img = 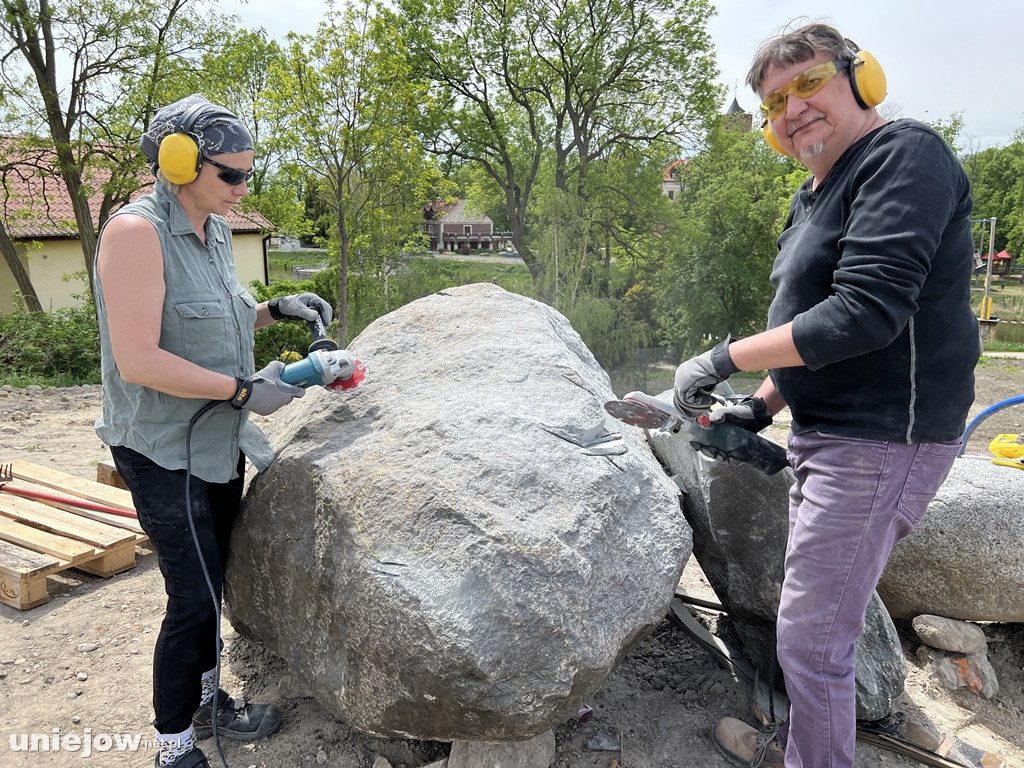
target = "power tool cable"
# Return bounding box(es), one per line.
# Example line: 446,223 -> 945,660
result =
185,398 -> 230,768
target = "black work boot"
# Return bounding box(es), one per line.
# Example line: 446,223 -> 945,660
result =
192,689 -> 283,742
155,746 -> 211,767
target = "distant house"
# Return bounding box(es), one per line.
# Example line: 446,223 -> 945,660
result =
662,98 -> 754,202
421,199 -> 513,254
662,159 -> 687,201
0,138 -> 274,314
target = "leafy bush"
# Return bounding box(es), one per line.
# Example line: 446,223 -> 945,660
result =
564,295 -> 654,370
0,279 -> 336,387
304,257 -> 533,342
0,294 -> 101,386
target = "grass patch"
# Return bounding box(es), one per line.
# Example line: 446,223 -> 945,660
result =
268,249 -> 328,284
983,339 -> 1024,353
0,373 -> 97,388
978,280 -> 1024,316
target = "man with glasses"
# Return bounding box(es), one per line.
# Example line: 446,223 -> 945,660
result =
671,23 -> 978,768
94,95 -> 332,768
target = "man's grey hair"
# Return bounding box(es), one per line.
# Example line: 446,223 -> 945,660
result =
746,23 -> 859,97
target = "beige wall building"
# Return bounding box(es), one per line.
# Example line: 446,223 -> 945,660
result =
0,139 -> 273,314
2,226 -> 271,315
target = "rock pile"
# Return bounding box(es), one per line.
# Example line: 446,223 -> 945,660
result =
913,614 -> 999,698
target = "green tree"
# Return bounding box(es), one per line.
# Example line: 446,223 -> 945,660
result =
0,139 -> 51,311
0,0 -> 229,302
399,0 -> 720,288
269,0 -> 441,345
965,129 -> 1024,258
658,119 -> 799,355
199,28 -> 319,237
200,28 -> 287,195
927,111 -> 965,155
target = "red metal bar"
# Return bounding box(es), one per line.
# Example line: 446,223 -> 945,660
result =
0,485 -> 137,519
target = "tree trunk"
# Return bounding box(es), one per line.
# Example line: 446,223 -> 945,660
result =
55,155 -> 99,297
504,185 -> 546,292
337,210 -> 350,348
0,225 -> 43,312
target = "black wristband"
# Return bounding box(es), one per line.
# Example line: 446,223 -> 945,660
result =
747,397 -> 774,431
710,335 -> 740,377
229,377 -> 253,409
267,297 -> 284,321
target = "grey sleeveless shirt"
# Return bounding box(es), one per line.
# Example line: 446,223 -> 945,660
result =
94,184 -> 273,482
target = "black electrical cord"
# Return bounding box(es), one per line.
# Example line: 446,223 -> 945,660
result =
185,399 -> 230,768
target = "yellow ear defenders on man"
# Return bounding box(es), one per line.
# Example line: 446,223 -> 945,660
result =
761,48 -> 887,156
845,48 -> 887,110
157,102 -> 212,185
761,118 -> 789,156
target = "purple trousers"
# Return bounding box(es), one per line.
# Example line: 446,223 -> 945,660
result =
777,431 -> 960,768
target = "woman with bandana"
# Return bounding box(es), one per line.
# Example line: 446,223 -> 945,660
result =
93,94 -> 331,768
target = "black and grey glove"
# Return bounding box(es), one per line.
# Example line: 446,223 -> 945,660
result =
672,336 -> 739,417
689,395 -> 773,464
696,397 -> 774,462
267,293 -> 333,325
229,361 -> 305,416
707,396 -> 773,433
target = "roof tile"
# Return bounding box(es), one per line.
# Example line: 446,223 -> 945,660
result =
0,136 -> 273,239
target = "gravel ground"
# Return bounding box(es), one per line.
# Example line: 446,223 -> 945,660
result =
0,357 -> 1022,767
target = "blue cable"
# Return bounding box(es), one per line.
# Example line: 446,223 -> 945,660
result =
958,394 -> 1024,456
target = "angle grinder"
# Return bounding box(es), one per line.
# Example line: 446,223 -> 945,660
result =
279,316 -> 366,391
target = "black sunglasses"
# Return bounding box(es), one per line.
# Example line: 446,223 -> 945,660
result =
202,156 -> 255,186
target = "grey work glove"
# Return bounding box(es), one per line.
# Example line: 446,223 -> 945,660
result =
229,360 -> 305,416
672,336 -> 739,417
689,396 -> 773,463
268,293 -> 333,325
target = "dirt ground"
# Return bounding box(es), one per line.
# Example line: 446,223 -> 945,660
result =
1,357 -> 1022,768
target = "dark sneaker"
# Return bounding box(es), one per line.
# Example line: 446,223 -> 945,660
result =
712,717 -> 785,767
858,711 -> 944,752
192,689 -> 282,742
155,747 -> 211,768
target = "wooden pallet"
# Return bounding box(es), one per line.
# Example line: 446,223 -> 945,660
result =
0,460 -> 147,610
96,459 -> 129,490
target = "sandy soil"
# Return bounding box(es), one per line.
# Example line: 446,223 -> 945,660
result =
1,358 -> 1022,768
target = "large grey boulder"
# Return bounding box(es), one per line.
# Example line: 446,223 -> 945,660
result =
225,283 -> 689,741
878,458 -> 1024,622
648,419 -> 905,720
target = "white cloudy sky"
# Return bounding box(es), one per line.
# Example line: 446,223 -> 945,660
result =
223,0 -> 1022,149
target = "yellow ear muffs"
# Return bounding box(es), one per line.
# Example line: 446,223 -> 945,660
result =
157,133 -> 201,184
849,50 -> 887,109
156,102 -> 209,185
762,119 -> 789,156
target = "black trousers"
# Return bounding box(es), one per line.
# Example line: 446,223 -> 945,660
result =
110,445 -> 244,734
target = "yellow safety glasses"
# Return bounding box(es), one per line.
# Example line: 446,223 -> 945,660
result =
760,60 -> 851,120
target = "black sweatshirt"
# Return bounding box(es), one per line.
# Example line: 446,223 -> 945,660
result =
768,119 -> 978,443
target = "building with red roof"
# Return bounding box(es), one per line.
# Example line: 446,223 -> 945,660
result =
0,137 -> 274,314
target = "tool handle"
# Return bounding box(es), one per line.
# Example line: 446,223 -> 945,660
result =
692,417 -> 789,475
0,485 -> 138,518
306,317 -> 339,353
280,354 -> 324,388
